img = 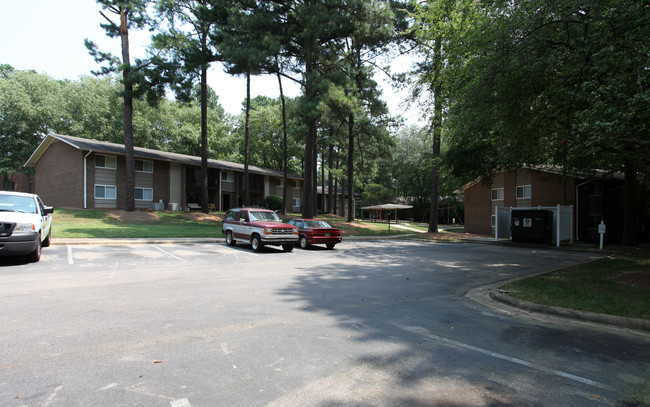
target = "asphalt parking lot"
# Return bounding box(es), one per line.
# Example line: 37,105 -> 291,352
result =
1,240 -> 648,406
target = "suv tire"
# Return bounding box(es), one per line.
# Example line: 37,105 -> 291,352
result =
226,231 -> 236,246
251,235 -> 263,252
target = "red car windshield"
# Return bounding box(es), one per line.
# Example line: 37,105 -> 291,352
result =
305,220 -> 331,228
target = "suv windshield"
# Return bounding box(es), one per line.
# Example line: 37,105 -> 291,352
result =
249,211 -> 281,222
0,194 -> 37,214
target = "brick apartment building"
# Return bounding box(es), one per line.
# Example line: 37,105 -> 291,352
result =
25,133 -> 303,213
462,166 -> 630,243
1,172 -> 32,193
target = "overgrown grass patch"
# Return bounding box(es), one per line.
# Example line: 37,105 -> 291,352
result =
53,208 -> 222,238
502,253 -> 650,320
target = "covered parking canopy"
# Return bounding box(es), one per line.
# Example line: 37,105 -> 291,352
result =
360,204 -> 413,223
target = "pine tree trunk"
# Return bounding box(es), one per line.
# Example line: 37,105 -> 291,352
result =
312,132 -> 318,216
243,71 -> 251,207
327,143 -> 334,214
120,6 -> 135,212
303,45 -> 317,218
428,36 -> 442,233
321,153 -> 325,214
334,157 -> 339,215
277,67 -> 289,215
347,113 -> 354,222
200,61 -> 209,213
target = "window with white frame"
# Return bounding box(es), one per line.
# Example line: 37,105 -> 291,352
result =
292,198 -> 300,208
516,185 -> 532,199
491,215 -> 496,228
135,188 -> 153,201
221,171 -> 234,182
277,178 -> 284,187
135,159 -> 153,173
95,185 -> 117,199
95,154 -> 117,169
491,188 -> 504,201
293,180 -> 300,189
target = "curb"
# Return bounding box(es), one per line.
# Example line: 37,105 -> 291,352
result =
51,234 -> 417,246
52,238 -> 220,246
489,288 -> 650,334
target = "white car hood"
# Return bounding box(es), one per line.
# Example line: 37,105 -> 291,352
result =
0,212 -> 42,224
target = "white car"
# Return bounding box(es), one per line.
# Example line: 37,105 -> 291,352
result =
0,191 -> 54,262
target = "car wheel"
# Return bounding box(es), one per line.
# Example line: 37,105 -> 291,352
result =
299,236 -> 309,249
282,244 -> 294,252
251,235 -> 263,252
226,231 -> 236,246
42,231 -> 51,248
28,236 -> 41,263
326,243 -> 336,250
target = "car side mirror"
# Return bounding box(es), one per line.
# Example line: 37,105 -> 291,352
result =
44,206 -> 54,215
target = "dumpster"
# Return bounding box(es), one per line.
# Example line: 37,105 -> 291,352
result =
511,209 -> 553,244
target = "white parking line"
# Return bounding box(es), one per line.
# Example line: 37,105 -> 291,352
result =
151,244 -> 183,260
400,325 -> 614,391
67,245 -> 74,265
170,398 -> 192,407
43,385 -> 64,406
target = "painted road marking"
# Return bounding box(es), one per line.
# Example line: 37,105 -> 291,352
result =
151,244 -> 183,260
401,325 -> 614,391
170,398 -> 192,407
67,245 -> 74,264
42,385 -> 63,407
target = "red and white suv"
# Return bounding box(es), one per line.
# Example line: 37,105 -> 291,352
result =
222,208 -> 298,252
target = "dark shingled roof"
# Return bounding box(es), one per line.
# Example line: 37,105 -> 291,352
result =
26,133 -> 302,180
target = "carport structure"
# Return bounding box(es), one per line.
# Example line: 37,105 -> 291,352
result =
360,203 -> 413,223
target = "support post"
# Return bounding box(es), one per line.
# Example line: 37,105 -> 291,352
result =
556,204 -> 561,247
494,206 -> 499,242
569,205 -> 574,244
598,221 -> 606,250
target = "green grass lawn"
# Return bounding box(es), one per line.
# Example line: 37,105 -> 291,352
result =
52,209 -> 221,238
502,252 -> 650,320
51,209 -> 415,239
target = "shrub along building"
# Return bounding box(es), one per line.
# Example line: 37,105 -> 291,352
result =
461,166 -> 649,244
25,134 -> 303,213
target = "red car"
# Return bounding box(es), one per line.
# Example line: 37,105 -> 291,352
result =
288,219 -> 342,249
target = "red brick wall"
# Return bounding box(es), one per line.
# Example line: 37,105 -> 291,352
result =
464,181 -> 492,235
464,169 -> 578,236
115,156 -> 126,209
4,173 -> 32,193
530,171 -> 576,206
34,141 -> 85,208
152,161 -> 170,205
503,172 -> 517,207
